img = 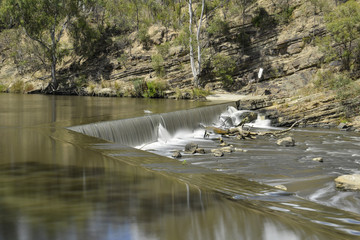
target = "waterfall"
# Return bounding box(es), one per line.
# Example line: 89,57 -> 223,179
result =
68,103 -> 233,147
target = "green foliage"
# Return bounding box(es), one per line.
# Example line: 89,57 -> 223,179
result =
212,54 -> 236,87
319,0 -> 360,71
174,30 -> 190,50
207,17 -> 230,37
138,27 -> 151,50
251,8 -> 276,30
132,78 -> 146,97
74,75 -> 87,89
117,53 -> 128,69
314,70 -> 360,100
70,16 -> 109,59
156,42 -> 171,58
144,80 -> 167,98
192,87 -> 211,98
0,84 -> 6,93
151,54 -> 165,77
275,5 -> 295,25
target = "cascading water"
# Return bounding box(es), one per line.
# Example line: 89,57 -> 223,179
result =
68,103 -> 235,147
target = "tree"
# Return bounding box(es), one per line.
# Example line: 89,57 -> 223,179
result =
188,0 -> 205,87
320,0 -> 360,71
2,0 -> 89,92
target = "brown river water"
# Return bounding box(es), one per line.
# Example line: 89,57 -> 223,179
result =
1,94 -> 360,240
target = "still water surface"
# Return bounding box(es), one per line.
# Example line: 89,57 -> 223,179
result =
1,94 -> 360,239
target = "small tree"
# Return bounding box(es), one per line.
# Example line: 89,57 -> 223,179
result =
2,0 -> 91,92
319,0 -> 360,71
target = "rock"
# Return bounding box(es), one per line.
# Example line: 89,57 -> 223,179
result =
335,174 -> 360,191
312,157 -> 323,162
235,148 -> 247,153
239,112 -> 258,125
220,146 -> 234,153
337,123 -> 348,130
213,150 -> 224,157
274,185 -> 287,191
220,142 -> 228,147
277,137 -> 295,147
172,151 -> 182,158
195,148 -> 206,154
184,143 -> 198,154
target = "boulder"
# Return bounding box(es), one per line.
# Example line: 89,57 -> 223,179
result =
312,157 -> 323,162
184,143 -> 198,154
335,174 -> 360,191
337,123 -> 348,130
277,137 -> 295,147
172,150 -> 182,158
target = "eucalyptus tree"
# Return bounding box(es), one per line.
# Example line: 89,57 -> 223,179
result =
321,0 -> 360,71
188,0 -> 205,87
1,0 -> 95,92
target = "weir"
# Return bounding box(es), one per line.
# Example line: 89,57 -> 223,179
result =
68,103 -> 234,147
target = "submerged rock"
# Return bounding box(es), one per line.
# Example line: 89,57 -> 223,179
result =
274,185 -> 287,191
172,150 -> 182,158
220,146 -> 234,153
195,148 -> 206,154
184,143 -> 198,154
213,150 -> 224,157
277,137 -> 295,147
335,174 -> 360,191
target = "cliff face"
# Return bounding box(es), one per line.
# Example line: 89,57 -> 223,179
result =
99,0 -> 326,97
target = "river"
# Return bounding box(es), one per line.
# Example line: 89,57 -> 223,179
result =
0,94 -> 359,239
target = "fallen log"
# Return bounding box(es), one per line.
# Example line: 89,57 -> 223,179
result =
203,119 -> 304,139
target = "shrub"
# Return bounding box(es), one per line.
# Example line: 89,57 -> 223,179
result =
252,8 -> 276,30
207,17 -> 230,37
132,78 -> 146,97
192,88 -> 211,99
275,5 -> 295,25
151,54 -> 165,77
314,70 -> 359,100
156,42 -> 170,58
138,27 -> 151,50
0,84 -> 6,93
212,54 -> 236,87
144,80 -> 167,98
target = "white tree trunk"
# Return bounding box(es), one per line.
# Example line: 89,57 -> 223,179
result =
188,0 -> 205,87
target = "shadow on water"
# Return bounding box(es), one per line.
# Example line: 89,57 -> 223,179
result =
1,94 -> 360,239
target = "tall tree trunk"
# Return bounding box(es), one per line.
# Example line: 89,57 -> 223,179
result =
188,0 -> 205,87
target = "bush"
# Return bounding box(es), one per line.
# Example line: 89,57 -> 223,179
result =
275,5 -> 295,25
212,54 -> 236,87
192,88 -> 211,99
314,70 -> 359,100
144,80 -> 167,98
138,27 -> 151,50
151,54 -> 165,77
252,8 -> 276,30
207,17 -> 230,37
0,84 -> 6,93
132,78 -> 146,97
156,42 -> 170,58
